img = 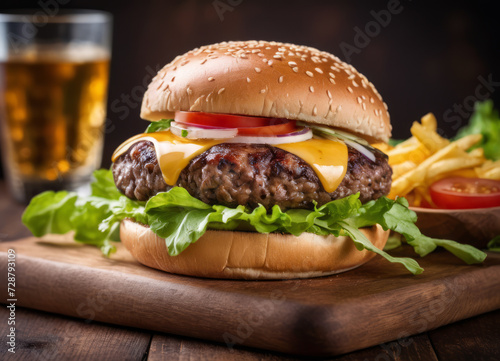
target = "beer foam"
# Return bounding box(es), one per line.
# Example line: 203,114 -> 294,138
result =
4,43 -> 110,63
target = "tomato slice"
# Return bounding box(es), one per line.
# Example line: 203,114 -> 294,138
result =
174,111 -> 296,136
429,177 -> 500,209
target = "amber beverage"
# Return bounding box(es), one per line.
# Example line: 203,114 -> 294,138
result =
0,11 -> 112,202
0,55 -> 109,191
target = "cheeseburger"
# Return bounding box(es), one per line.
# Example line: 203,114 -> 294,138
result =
26,41 -> 484,279
111,40 -> 393,279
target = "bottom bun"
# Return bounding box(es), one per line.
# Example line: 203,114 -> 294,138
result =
120,219 -> 389,280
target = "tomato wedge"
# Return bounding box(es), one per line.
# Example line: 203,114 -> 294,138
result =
174,111 -> 297,136
429,177 -> 500,209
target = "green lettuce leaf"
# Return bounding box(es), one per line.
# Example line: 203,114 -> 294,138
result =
21,191 -> 78,236
145,118 -> 174,133
22,169 -> 487,274
455,100 -> 500,160
22,170 -> 145,256
487,235 -> 500,253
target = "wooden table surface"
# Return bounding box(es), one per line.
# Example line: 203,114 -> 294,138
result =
0,182 -> 499,361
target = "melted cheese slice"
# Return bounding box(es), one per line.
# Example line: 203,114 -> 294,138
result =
276,139 -> 347,193
112,131 -> 347,193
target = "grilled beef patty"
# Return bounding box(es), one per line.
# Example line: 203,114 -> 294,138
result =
112,141 -> 392,209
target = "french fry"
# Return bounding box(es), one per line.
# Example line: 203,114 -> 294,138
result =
477,159 -> 500,172
372,142 -> 393,153
387,142 -> 430,165
482,168 -> 500,180
452,133 -> 482,151
414,186 -> 435,208
393,136 -> 418,148
468,147 -> 485,158
389,142 -> 462,198
388,112 -> 498,206
420,113 -> 438,131
410,121 -> 449,153
426,157 -> 484,181
392,161 -> 416,179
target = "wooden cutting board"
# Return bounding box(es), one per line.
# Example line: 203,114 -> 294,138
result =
1,236 -> 499,357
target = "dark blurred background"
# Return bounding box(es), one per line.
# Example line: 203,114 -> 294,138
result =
1,0 -> 499,174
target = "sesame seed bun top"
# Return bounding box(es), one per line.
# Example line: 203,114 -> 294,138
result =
141,40 -> 392,143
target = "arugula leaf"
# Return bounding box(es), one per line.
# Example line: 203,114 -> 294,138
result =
145,119 -> 174,133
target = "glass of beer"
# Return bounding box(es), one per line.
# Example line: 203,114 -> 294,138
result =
0,10 -> 112,202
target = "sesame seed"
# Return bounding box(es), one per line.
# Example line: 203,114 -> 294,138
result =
252,49 -> 261,53
268,60 -> 273,66
262,58 -> 268,63
292,67 -> 299,73
258,53 -> 265,57
187,87 -> 193,95
315,67 -> 323,74
309,86 -> 315,93
156,80 -> 164,90
328,72 -> 335,78
347,86 -> 353,93
200,59 -> 207,65
301,57 -> 307,61
288,52 -> 295,56
208,77 -> 215,82
181,60 -> 189,66
260,89 -> 266,94
218,88 -> 225,95
329,78 -> 336,84
383,102 -> 388,110
370,97 -> 374,103
352,80 -> 359,87
361,95 -> 366,100
306,71 -> 314,77
361,79 -> 368,88
362,103 -> 367,111
239,54 -> 247,59
279,76 -> 284,83
273,54 -> 282,59
313,106 -> 318,116
327,90 -> 332,99
288,61 -> 297,67
255,67 -> 261,73
357,96 -> 362,104
171,76 -> 175,82
247,77 -> 251,83
348,74 -> 355,79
